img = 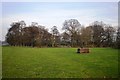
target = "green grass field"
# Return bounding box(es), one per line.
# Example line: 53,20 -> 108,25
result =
2,46 -> 119,78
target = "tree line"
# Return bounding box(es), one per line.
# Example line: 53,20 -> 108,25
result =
6,19 -> 120,48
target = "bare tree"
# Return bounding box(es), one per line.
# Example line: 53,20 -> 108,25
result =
61,32 -> 70,46
103,25 -> 115,47
80,26 -> 92,47
6,21 -> 21,46
116,27 -> 120,48
6,21 -> 51,47
62,19 -> 81,47
90,21 -> 105,47
51,26 -> 60,47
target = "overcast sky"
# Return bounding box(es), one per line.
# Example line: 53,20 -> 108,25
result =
1,2 -> 118,41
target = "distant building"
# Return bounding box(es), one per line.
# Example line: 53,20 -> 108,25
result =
2,41 -> 9,46
0,41 -> 1,46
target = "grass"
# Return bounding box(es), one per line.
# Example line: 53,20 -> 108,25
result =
2,46 -> 119,78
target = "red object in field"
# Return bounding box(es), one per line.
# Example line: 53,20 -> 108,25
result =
80,48 -> 89,53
